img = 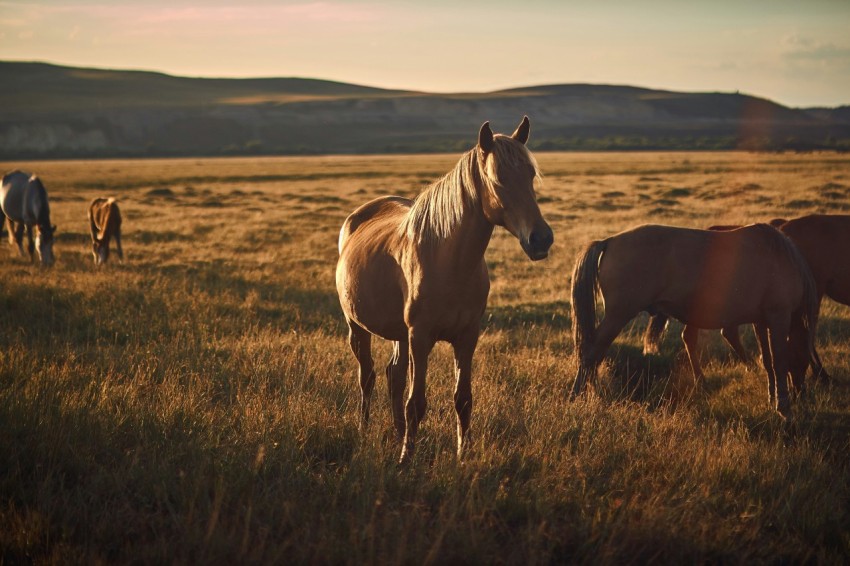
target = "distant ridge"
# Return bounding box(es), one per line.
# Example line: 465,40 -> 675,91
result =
1,61 -> 848,158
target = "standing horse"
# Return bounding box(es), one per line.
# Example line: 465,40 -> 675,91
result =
643,215 -> 845,386
89,197 -> 124,265
0,170 -> 56,267
571,223 -> 819,421
336,117 -> 553,464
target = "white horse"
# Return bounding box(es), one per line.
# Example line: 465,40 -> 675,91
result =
1,170 -> 56,267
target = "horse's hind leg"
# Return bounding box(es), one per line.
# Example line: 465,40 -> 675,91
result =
115,230 -> 124,262
4,217 -> 14,247
8,219 -> 25,256
572,312 -> 631,398
682,324 -> 704,382
721,325 -> 751,364
385,340 -> 408,439
451,327 -> 479,460
347,321 -> 376,430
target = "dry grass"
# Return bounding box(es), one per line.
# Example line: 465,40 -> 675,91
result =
1,151 -> 849,563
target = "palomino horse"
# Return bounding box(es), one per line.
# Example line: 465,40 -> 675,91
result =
0,170 -> 56,267
336,117 -> 553,464
643,215 -> 845,387
89,197 -> 124,265
571,223 -> 819,421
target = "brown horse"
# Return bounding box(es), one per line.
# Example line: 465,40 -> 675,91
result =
571,223 -> 819,421
644,215 -> 845,386
88,197 -> 124,265
336,117 -> 553,464
641,220 -> 788,364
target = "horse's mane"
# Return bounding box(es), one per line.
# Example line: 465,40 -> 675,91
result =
402,135 -> 540,243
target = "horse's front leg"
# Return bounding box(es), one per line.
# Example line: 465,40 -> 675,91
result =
766,319 -> 793,423
25,225 -> 34,261
385,340 -> 408,440
754,323 -> 776,405
399,329 -> 433,465
452,326 -> 479,460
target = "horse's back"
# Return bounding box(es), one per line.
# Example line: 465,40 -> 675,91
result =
338,195 -> 411,254
1,170 -> 33,219
89,197 -> 122,233
601,223 -> 804,327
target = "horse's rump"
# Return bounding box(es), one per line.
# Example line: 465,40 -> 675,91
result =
1,171 -> 50,226
89,197 -> 122,241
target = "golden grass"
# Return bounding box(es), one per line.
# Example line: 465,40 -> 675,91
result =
1,151 -> 849,563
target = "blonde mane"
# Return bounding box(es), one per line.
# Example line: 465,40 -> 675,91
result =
402,134 -> 540,243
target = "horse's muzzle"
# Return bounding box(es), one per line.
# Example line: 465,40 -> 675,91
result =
523,225 -> 554,261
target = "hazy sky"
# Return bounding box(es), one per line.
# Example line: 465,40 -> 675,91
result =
1,0 -> 849,107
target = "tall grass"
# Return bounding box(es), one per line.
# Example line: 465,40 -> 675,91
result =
1,152 -> 849,563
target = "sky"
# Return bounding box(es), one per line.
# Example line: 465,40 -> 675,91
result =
1,0 -> 849,107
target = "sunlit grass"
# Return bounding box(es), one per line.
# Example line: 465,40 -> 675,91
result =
1,152 -> 849,562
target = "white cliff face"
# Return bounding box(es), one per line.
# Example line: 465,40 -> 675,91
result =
0,124 -> 108,153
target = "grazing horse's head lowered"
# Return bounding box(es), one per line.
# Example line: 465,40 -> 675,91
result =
34,221 -> 56,267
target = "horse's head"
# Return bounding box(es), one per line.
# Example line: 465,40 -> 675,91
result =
35,224 -> 56,267
477,116 -> 553,260
92,238 -> 109,265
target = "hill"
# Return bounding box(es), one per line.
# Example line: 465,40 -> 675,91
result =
1,61 -> 848,157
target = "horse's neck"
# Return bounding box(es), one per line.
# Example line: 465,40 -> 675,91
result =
442,198 -> 494,268
28,185 -> 49,227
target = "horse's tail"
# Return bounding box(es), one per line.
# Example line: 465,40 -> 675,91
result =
571,239 -> 608,361
338,218 -> 353,255
642,313 -> 669,355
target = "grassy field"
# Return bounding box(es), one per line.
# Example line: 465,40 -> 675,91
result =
1,151 -> 849,563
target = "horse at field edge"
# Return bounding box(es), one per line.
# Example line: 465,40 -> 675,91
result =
0,170 -> 56,267
336,117 -> 553,465
89,197 -> 124,265
571,223 -> 819,422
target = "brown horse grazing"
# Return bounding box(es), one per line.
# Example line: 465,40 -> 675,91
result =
88,197 -> 124,265
643,215 -> 843,387
571,223 -> 819,421
336,117 -> 553,464
0,170 -> 56,267
642,219 -> 788,363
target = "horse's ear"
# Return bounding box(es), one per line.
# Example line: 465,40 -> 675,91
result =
478,121 -> 495,153
511,116 -> 530,144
